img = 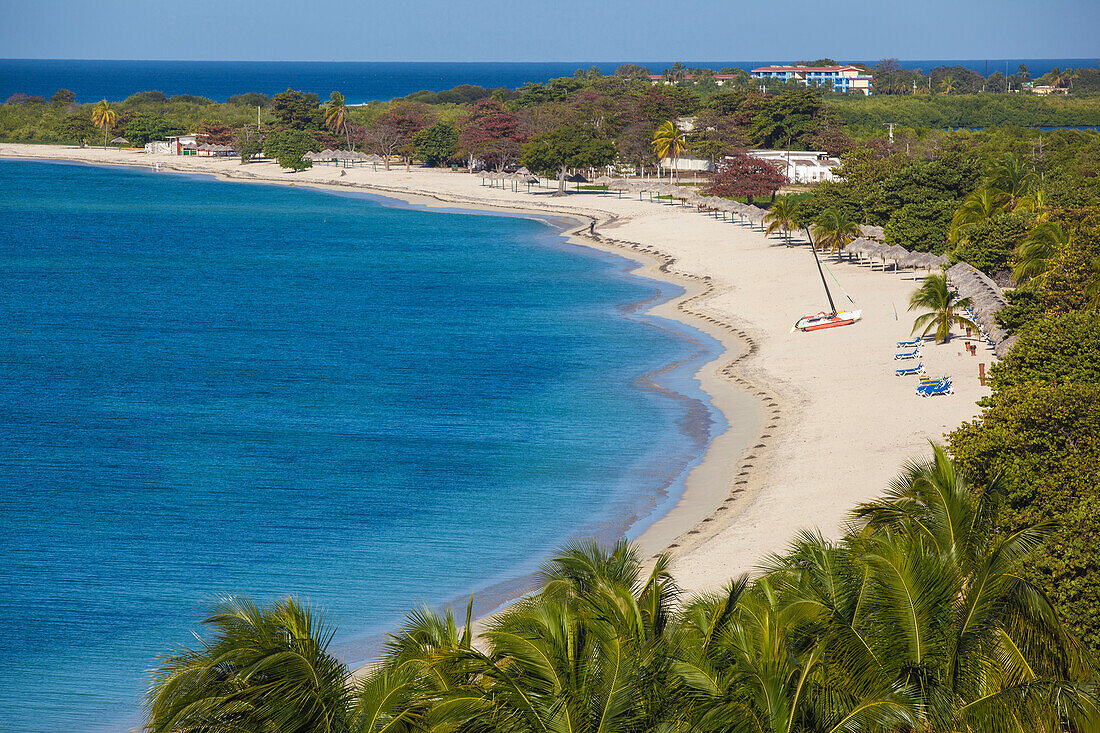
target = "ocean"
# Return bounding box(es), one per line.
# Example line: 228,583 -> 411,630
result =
0,159 -> 725,732
0,59 -> 1096,104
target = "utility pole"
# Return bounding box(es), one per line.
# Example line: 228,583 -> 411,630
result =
884,122 -> 895,144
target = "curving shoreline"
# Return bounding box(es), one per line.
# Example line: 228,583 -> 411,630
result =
0,142 -> 992,602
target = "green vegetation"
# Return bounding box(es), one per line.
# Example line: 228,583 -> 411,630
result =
262,128 -> 314,171
5,62 -> 1100,696
907,273 -> 978,343
520,125 -> 616,193
830,93 -> 1100,129
145,452 -> 1100,731
948,206 -> 1100,657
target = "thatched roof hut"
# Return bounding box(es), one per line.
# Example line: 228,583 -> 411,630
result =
947,262 -> 1010,345
859,225 -> 886,241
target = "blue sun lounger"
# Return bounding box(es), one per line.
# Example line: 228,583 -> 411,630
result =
918,381 -> 953,397
896,338 -> 922,348
894,347 -> 921,360
917,377 -> 952,397
895,362 -> 926,376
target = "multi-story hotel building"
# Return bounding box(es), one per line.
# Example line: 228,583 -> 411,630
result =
750,64 -> 874,95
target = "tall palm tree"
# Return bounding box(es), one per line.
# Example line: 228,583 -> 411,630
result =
1014,220 -> 1069,283
652,120 -> 689,183
145,596 -> 351,733
670,574 -> 916,733
91,99 -> 117,150
324,91 -> 353,151
764,198 -> 800,245
811,208 -> 860,255
907,273 -> 979,343
987,152 -> 1038,204
850,446 -> 1099,732
949,187 -> 1009,245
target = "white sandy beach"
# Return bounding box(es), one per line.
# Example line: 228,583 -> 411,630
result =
0,143 -> 992,598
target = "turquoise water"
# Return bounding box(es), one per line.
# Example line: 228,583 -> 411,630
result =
0,160 -> 725,732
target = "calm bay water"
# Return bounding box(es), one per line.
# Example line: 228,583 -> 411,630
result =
0,160 -> 724,732
1,59 -> 1095,103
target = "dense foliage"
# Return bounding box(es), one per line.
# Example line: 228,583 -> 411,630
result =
949,211 -> 1100,657
146,453 -> 1100,731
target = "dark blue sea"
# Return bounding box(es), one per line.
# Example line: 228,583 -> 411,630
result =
0,59 -> 1095,103
0,159 -> 725,732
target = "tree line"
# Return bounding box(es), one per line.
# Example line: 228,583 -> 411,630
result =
145,451 -> 1099,732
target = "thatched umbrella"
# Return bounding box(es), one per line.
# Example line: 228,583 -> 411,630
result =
111,136 -> 129,149
859,224 -> 886,241
881,244 -> 907,271
593,174 -> 613,193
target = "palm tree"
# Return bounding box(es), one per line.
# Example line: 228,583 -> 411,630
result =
1014,186 -> 1049,220
1014,220 -> 1069,283
764,198 -> 800,245
811,208 -> 860,255
908,273 -> 979,343
652,120 -> 689,183
145,596 -> 351,733
670,574 -> 917,733
987,152 -> 1038,204
850,446 -> 1099,732
1087,256 -> 1100,310
91,99 -> 117,150
324,91 -> 353,151
949,187 -> 1009,245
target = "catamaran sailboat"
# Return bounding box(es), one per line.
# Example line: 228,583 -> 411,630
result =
794,230 -> 862,332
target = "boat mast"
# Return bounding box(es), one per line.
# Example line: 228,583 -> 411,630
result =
805,229 -> 838,314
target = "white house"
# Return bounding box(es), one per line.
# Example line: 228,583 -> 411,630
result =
746,150 -> 841,184
659,154 -> 713,172
144,134 -> 202,155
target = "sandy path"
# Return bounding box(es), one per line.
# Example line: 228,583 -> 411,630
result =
0,144 -> 992,597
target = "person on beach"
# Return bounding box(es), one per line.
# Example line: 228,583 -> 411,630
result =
589,221 -> 595,235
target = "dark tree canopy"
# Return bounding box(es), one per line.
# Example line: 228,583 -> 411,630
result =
50,88 -> 76,106
271,89 -> 322,130
262,128 -> 315,171
123,113 -> 174,146
413,122 -> 459,167
520,125 -> 616,192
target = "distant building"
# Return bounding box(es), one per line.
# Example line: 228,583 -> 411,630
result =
746,150 -> 841,184
1030,85 -> 1069,96
750,64 -> 873,95
658,154 -> 713,172
647,74 -> 743,86
144,134 -> 202,155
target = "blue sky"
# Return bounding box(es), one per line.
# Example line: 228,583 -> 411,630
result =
3,0 -> 1098,62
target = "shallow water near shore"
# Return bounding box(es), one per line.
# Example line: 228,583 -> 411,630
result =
0,159 -> 725,732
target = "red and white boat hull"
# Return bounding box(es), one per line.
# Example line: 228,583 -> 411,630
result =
795,310 -> 862,332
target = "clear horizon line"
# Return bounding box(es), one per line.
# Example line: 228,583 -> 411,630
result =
3,56 -> 1098,64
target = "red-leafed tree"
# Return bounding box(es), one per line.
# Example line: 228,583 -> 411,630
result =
377,101 -> 432,170
196,123 -> 236,147
704,152 -> 787,205
458,98 -> 525,171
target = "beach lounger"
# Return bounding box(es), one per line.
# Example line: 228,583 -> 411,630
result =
916,376 -> 951,393
918,380 -> 953,397
894,347 -> 921,360
896,338 -> 922,348
895,362 -> 926,376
